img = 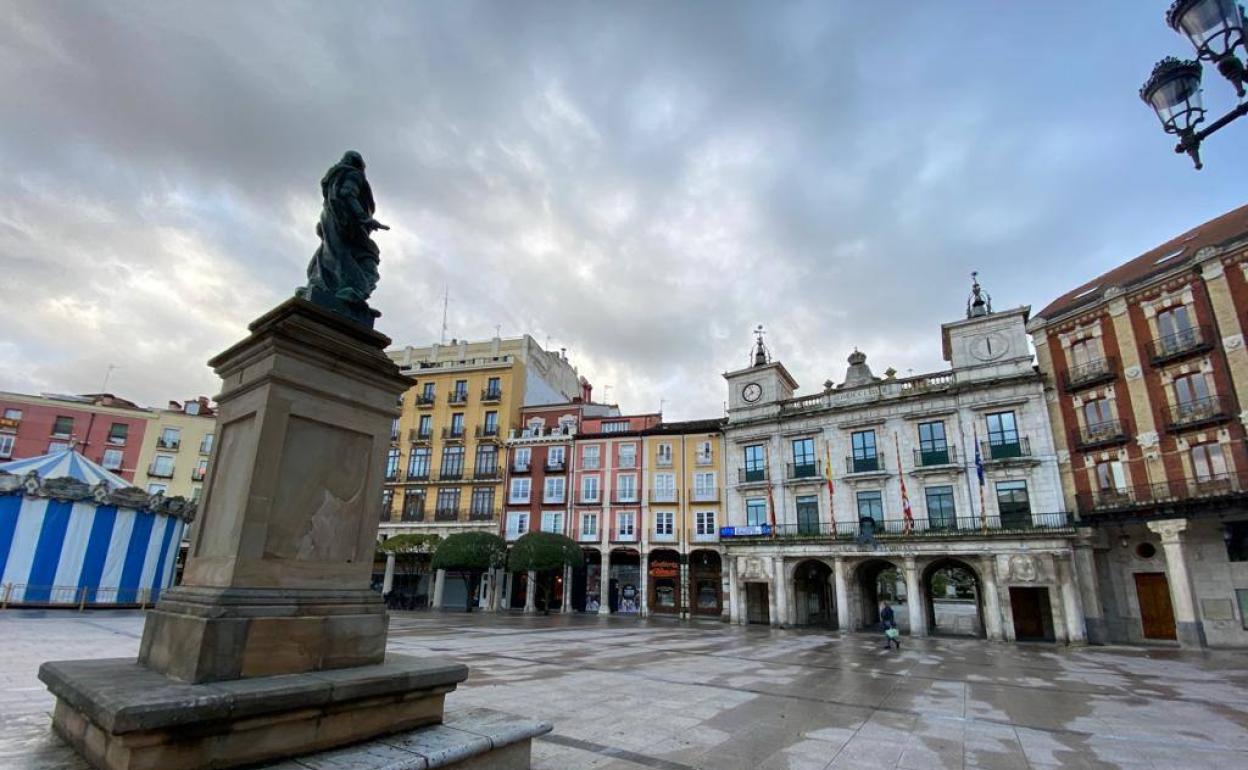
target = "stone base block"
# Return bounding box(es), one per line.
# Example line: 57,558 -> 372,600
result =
138,586 -> 388,683
39,653 -> 468,770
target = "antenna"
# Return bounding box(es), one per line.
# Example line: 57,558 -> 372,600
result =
440,286 -> 449,344
494,324 -> 501,339
100,364 -> 118,393
659,398 -> 666,415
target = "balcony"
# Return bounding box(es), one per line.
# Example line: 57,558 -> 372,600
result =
611,492 -> 640,505
475,425 -> 500,440
692,529 -> 719,543
577,495 -> 602,506
0,416 -> 20,432
408,428 -> 433,443
610,529 -> 638,543
786,461 -> 821,481
691,486 -> 720,503
147,463 -> 175,479
156,437 -> 181,451
505,527 -> 529,542
468,508 -> 498,521
191,466 -> 207,482
1167,395 -> 1232,432
737,467 -> 769,485
656,456 -> 673,468
406,470 -> 431,482
415,394 -> 436,408
448,391 -> 468,406
106,435 -> 127,447
695,453 -> 714,466
650,489 -> 680,504
845,456 -> 885,475
720,513 -> 1074,541
542,495 -> 567,506
1075,471 -> 1248,515
544,460 -> 566,473
576,529 -> 601,542
912,446 -> 959,468
649,528 -> 678,543
1062,356 -> 1117,392
433,468 -> 464,482
981,437 -> 1032,462
1147,325 -> 1213,366
434,507 -> 460,522
617,458 -> 638,470
1073,419 -> 1131,451
385,469 -> 400,482
441,427 -> 465,441
511,461 -> 532,474
481,388 -> 502,403
400,504 -> 425,522
472,466 -> 501,481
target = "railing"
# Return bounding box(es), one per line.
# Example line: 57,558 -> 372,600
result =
434,507 -> 460,521
408,428 -> 433,442
650,489 -> 680,503
846,455 -> 884,474
191,467 -> 207,482
385,469 -> 400,482
610,529 -> 638,543
542,495 -> 567,505
1076,471 -> 1248,514
468,508 -> 498,521
617,458 -> 638,470
544,460 -> 566,473
649,528 -> 678,543
695,454 -> 714,466
432,469 -> 464,482
690,486 -> 720,502
691,529 -> 719,542
1062,356 -> 1117,391
656,456 -> 674,468
737,467 -> 768,484
787,461 -> 821,480
0,583 -> 155,609
406,470 -> 431,482
576,529 -> 601,542
106,435 -> 127,446
400,505 -> 425,522
442,427 -> 465,440
981,437 -> 1032,461
147,463 -> 175,479
505,527 -> 528,542
475,425 -> 500,439
481,388 -> 502,402
448,391 -> 468,405
472,467 -> 501,481
611,493 -> 640,505
511,462 -> 531,474
1147,324 -> 1213,365
721,513 -> 1073,541
913,446 -> 958,468
156,437 -> 180,450
415,394 -> 436,407
1167,395 -> 1232,431
577,495 -> 602,506
1073,419 -> 1131,451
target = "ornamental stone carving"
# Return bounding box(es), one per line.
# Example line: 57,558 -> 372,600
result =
1136,430 -> 1160,449
1224,334 -> 1244,351
0,471 -> 23,494
42,476 -> 91,501
1007,554 -> 1039,583
1124,365 -> 1142,380
1147,519 -> 1188,543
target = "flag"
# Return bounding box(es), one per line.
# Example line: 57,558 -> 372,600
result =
824,444 -> 836,535
894,435 -> 914,534
764,452 -> 777,535
974,425 -> 987,533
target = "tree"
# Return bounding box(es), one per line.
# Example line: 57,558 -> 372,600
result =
378,534 -> 440,600
507,532 -> 585,614
430,531 -> 507,612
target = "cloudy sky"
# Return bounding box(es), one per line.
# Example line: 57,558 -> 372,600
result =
2,2 -> 1244,419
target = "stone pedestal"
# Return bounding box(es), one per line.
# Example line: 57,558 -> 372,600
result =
39,299 -> 518,770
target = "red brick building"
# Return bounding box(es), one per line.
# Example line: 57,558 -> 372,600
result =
0,392 -> 151,482
1028,204 -> 1248,648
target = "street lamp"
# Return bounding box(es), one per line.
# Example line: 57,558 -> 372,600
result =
1141,0 -> 1248,168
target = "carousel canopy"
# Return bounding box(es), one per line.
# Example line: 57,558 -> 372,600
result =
0,449 -> 130,491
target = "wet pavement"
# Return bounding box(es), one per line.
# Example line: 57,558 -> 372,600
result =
3,609 -> 1248,769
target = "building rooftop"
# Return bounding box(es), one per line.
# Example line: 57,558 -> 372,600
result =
1037,204 -> 1248,322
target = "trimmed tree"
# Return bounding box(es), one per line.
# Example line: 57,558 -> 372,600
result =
378,533 -> 441,606
430,531 -> 507,612
507,532 -> 585,614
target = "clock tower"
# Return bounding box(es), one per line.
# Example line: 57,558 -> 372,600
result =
724,326 -> 798,419
941,273 -> 1033,383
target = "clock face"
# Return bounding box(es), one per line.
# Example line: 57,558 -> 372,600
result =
970,332 -> 1009,362
742,382 -> 763,403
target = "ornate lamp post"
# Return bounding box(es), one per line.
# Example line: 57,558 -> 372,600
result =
1141,0 -> 1248,168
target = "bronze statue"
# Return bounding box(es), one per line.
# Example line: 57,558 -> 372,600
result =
297,151 -> 389,327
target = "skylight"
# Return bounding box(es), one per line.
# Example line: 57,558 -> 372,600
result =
1154,248 -> 1184,265
1072,285 -> 1099,299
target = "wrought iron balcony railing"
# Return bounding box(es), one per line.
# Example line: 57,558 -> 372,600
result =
1167,395 -> 1232,432
720,512 -> 1073,541
475,425 -> 500,440
472,466 -> 501,481
1147,325 -> 1213,366
442,427 -> 465,440
1062,356 -> 1117,392
415,394 -> 436,408
147,464 -> 175,479
156,437 -> 180,451
846,455 -> 885,474
434,507 -> 460,521
408,428 -> 433,442
609,528 -> 638,543
690,486 -> 720,502
981,437 -> 1032,461
1075,471 -> 1248,514
649,528 -> 678,543
480,388 -> 502,403
787,461 -> 821,480
544,460 -> 566,473
1073,419 -> 1131,451
448,391 -> 468,405
913,446 -> 958,468
737,467 -> 769,484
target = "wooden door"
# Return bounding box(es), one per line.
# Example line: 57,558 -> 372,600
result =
1135,572 -> 1177,640
1009,587 -> 1047,640
746,582 -> 770,625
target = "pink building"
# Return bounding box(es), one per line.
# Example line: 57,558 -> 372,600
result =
0,393 -> 151,483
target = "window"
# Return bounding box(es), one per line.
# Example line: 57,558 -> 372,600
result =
390,418 -> 400,441
653,472 -> 676,502
1191,443 -> 1229,482
582,444 -> 600,469
436,488 -> 460,514
1095,460 -> 1127,492
696,441 -> 713,465
450,413 -> 465,437
150,454 -> 175,477
616,511 -> 636,537
544,476 -> 566,503
101,448 -> 124,470
616,474 -> 637,501
506,511 -> 529,539
654,511 -> 674,537
514,447 -> 531,470
541,511 -> 564,533
925,486 -> 956,530
185,401 -> 200,416
421,382 -> 435,399
695,511 -> 716,537
0,434 -> 13,458
385,448 -> 400,480
581,512 -> 599,538
1156,305 -> 1195,351
995,481 -> 1031,529
200,433 -> 214,454
746,498 -> 767,526
851,430 -> 878,472
1083,399 -> 1115,430
485,377 -> 501,398
656,443 -> 673,466
693,471 -> 716,501
791,438 -> 816,477
918,422 -> 949,465
483,411 -> 499,435
985,412 -> 1019,447
417,414 -> 432,438
1068,337 -> 1099,368
47,440 -> 71,453
548,446 -> 566,468
3,408 -> 22,421
148,483 -> 168,495
440,445 -> 464,477
602,421 -> 629,433
470,487 -> 494,517
193,457 -> 208,480
408,446 -> 431,479
1226,522 -> 1248,562
52,416 -> 73,438
856,490 -> 883,524
1173,373 -> 1212,411
380,489 -> 394,519
191,486 -> 202,503
159,427 -> 181,448
453,379 -> 468,399
581,475 -> 600,502
107,423 -> 128,445
796,494 -> 819,534
475,444 -> 497,475
744,444 -> 766,481
525,417 -> 544,436
619,443 -> 637,468
509,477 -> 531,504
403,490 -> 426,521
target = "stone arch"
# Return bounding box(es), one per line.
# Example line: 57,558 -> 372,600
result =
647,548 -> 682,615
921,557 -> 985,638
852,557 -> 904,630
608,547 -> 641,615
791,558 -> 836,628
688,549 -> 723,617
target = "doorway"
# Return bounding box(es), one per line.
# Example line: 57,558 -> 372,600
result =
793,559 -> 835,627
688,550 -> 723,617
923,559 -> 984,637
1134,572 -> 1177,640
648,550 -> 681,615
1009,587 -> 1055,641
745,582 -> 770,624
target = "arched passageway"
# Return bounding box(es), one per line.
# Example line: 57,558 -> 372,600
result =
923,558 -> 984,637
648,549 -> 681,615
792,559 -> 836,627
688,550 -> 723,617
855,558 -> 905,630
609,548 -> 641,614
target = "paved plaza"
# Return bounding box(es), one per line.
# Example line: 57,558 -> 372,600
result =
3,610 -> 1248,770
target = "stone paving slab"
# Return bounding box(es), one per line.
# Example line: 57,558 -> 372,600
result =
4,610 -> 1248,770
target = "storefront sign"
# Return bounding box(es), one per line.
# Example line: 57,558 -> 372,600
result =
649,563 -> 679,579
0,417 -> 19,431
720,525 -> 771,538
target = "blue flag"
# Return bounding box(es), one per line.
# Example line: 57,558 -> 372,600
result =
973,431 -> 985,486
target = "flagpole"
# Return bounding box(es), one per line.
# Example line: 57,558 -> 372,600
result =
824,443 -> 836,537
894,433 -> 914,535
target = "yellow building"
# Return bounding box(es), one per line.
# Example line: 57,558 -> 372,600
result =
383,335 -> 584,539
134,397 -> 218,502
642,419 -> 726,619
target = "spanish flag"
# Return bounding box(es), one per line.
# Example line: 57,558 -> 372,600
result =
894,434 -> 914,535
824,444 -> 836,533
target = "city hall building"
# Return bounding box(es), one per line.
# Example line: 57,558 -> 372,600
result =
719,284 -> 1089,643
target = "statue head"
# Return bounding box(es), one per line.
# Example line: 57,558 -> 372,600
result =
340,150 -> 365,171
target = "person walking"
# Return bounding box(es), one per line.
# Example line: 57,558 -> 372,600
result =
879,600 -> 901,650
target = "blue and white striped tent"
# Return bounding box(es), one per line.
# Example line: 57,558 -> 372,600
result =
0,450 -> 192,606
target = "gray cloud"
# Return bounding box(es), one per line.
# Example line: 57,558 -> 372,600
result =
1,1 -> 1244,419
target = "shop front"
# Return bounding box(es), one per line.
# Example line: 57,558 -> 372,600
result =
648,550 -> 681,615
688,549 -> 723,617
